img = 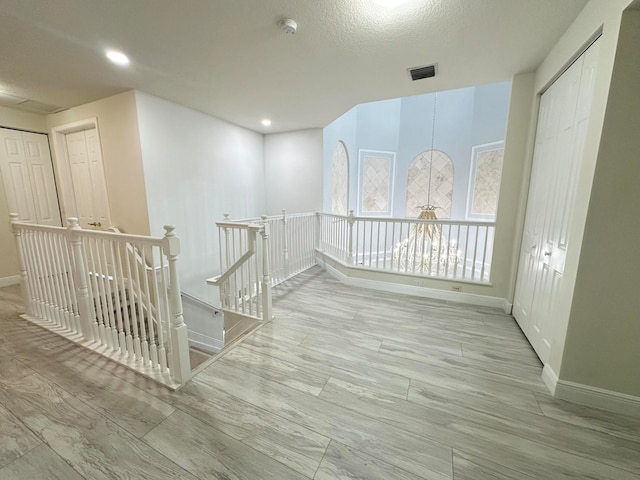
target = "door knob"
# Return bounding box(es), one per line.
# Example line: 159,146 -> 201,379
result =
544,251 -> 551,256
88,221 -> 102,228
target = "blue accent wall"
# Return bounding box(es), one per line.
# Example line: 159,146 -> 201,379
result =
323,81 -> 512,219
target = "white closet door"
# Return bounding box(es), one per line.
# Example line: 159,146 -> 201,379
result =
0,128 -> 61,226
22,132 -> 62,226
84,128 -> 111,227
513,39 -> 600,362
66,128 -> 111,228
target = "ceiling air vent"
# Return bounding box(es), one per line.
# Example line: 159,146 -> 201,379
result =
408,64 -> 437,81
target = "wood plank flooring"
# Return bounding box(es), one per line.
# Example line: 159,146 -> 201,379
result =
1,268 -> 639,479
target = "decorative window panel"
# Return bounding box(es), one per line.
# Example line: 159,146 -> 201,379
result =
468,142 -> 504,219
405,150 -> 454,218
331,142 -> 349,215
358,150 -> 395,215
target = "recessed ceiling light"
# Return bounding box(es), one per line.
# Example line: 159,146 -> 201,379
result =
372,0 -> 408,8
106,50 -> 130,66
261,119 -> 272,127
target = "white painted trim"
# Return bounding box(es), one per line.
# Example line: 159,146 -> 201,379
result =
502,299 -> 513,314
357,149 -> 396,216
319,258 -> 348,282
466,140 -> 505,221
50,117 -> 112,228
0,275 -> 20,287
318,256 -> 507,310
555,379 -> 640,418
542,363 -> 640,417
542,364 -> 559,396
187,330 -> 223,353
318,249 -> 493,288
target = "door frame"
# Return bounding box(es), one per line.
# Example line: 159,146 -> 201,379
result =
50,118 -> 112,227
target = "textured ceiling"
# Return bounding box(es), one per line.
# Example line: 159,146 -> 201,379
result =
0,0 -> 588,133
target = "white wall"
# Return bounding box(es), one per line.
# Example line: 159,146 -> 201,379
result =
264,129 -> 323,215
561,7 -> 640,396
0,107 -> 48,281
46,91 -> 150,235
494,73 -> 536,305
521,0 -> 633,380
135,91 -> 266,305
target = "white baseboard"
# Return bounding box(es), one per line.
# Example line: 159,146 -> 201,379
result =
543,363 -> 640,417
542,364 -> 559,395
318,258 -> 507,311
502,300 -> 513,315
556,379 -> 640,418
0,275 -> 20,287
187,330 -> 223,353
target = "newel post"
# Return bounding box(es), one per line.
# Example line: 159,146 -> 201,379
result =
281,209 -> 289,280
259,215 -> 274,321
10,214 -> 32,316
68,217 -> 95,341
221,213 -> 232,309
162,225 -> 191,384
347,210 -> 356,265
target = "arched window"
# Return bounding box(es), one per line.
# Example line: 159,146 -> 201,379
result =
405,150 -> 454,218
331,142 -> 349,215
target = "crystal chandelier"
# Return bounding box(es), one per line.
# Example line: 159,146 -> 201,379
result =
393,205 -> 462,276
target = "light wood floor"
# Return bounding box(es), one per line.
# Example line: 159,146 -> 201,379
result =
1,267 -> 639,479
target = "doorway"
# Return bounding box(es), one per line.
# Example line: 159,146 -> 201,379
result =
51,119 -> 111,229
512,38 -> 600,362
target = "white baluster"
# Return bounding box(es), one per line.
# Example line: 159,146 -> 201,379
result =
163,225 -> 191,384
315,212 -> 322,252
133,242 -> 150,364
223,216 -> 232,310
114,242 -> 133,356
344,211 -> 352,265
158,253 -> 169,372
55,233 -> 73,330
463,225 -> 470,280
36,231 -> 54,323
109,241 -> 127,353
282,209 -> 289,280
86,237 -> 106,344
481,225 -> 489,281
239,231 -> 246,315
141,245 -> 158,368
454,225 -> 462,278
10,214 -> 33,317
471,225 -> 479,281
67,218 -> 96,342
124,243 -> 142,359
26,229 -> 43,319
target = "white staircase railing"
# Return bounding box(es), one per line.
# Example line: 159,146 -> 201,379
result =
10,214 -> 191,389
317,211 -> 495,283
211,210 -> 495,330
207,217 -> 272,323
256,211 -> 317,286
207,211 -> 317,336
